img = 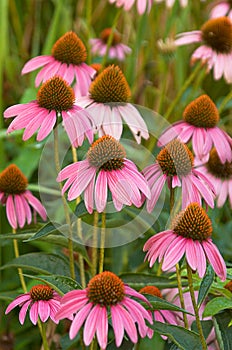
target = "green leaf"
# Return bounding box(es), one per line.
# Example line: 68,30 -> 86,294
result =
0,253 -> 74,276
74,200 -> 89,218
191,320 -> 213,340
120,272 -> 187,289
24,274 -> 82,295
23,221 -> 62,241
203,297 -> 232,317
148,321 -> 203,350
215,310 -> 232,350
197,265 -> 215,307
145,295 -> 193,314
107,338 -> 134,350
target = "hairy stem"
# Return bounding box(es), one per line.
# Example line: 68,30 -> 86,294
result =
98,212 -> 106,274
12,228 -> 27,293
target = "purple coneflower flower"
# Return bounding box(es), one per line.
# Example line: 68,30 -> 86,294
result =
4,76 -> 94,147
109,0 -> 154,14
144,202 -> 227,281
76,64 -> 149,143
174,17 -> 232,83
55,271 -> 152,349
0,164 -> 46,229
210,1 -> 232,20
90,28 -> 131,61
57,135 -> 150,213
158,94 -> 232,163
140,285 -> 178,339
197,148 -> 232,208
143,139 -> 215,212
5,284 -> 61,325
21,31 -> 96,96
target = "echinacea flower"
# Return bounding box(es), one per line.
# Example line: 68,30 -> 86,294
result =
197,148 -> 232,208
21,31 -> 96,96
165,289 -> 220,350
76,65 -> 149,143
174,16 -> 232,83
0,164 -> 46,229
210,1 -> 232,20
140,286 -> 178,339
158,94 -> 232,163
109,0 -> 154,14
55,271 -> 152,349
4,76 -> 94,147
57,135 -> 150,213
155,0 -> 188,8
5,284 -> 61,325
142,139 -> 215,212
90,28 -> 131,61
144,202 -> 227,281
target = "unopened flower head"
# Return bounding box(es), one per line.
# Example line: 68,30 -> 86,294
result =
21,31 -> 96,96
57,135 -> 150,213
158,94 -> 232,163
55,271 -> 152,349
143,139 -> 215,212
197,147 -> 232,208
76,65 -> 149,143
144,202 -> 227,280
90,28 -> 132,61
109,0 -> 154,15
4,76 -> 94,147
5,284 -> 61,325
0,164 -> 46,229
175,17 -> 232,83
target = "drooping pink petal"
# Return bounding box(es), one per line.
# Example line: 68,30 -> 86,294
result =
5,294 -> 31,314
14,194 -> 26,228
36,110 -> 57,141
84,173 -> 96,214
115,304 -> 138,344
21,55 -> 53,74
194,240 -> 207,278
111,304 -> 124,347
202,240 -> 227,281
6,195 -> 17,229
96,306 -> 108,350
24,190 -> 47,220
19,300 -> 31,325
95,171 -> 108,212
175,31 -> 202,46
162,235 -> 186,270
146,173 -> 166,213
69,303 -> 93,340
185,239 -> 197,271
29,302 -> 39,325
38,300 -> 50,322
83,305 -> 103,346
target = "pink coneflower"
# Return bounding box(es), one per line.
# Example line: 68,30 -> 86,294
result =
158,94 -> 232,163
140,286 -> 178,339
4,76 -> 94,147
57,135 -> 150,213
197,148 -> 232,208
76,65 -> 149,143
174,17 -> 232,83
144,202 -> 227,281
5,284 -> 61,325
155,0 -> 188,8
165,289 -> 220,350
0,164 -> 46,229
21,31 -> 96,96
210,1 -> 232,20
109,0 -> 154,14
55,271 -> 152,349
90,28 -> 131,61
143,139 -> 215,212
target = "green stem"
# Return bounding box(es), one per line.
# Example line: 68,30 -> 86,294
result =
218,90 -> 232,114
100,9 -> 122,70
38,319 -> 50,350
175,263 -> 189,329
98,212 -> 106,274
12,229 -> 27,293
86,0 -> 92,64
91,211 -> 99,277
186,263 -> 207,350
53,126 -> 75,280
164,62 -> 203,120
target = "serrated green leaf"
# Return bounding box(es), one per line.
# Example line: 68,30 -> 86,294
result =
145,294 -> 193,314
215,310 -> 232,350
24,221 -> 62,242
23,274 -> 82,295
197,265 -> 215,307
0,253 -> 74,276
148,321 -> 203,350
203,297 -> 232,317
120,272 -> 187,289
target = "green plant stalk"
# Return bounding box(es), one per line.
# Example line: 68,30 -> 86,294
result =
12,229 -> 27,293
100,9 -> 122,70
164,62 -> 203,120
91,211 -> 99,277
37,319 -> 50,350
186,263 -> 208,350
86,0 -> 92,64
218,90 -> 232,114
98,212 -> 106,274
71,146 -> 86,288
53,125 -> 75,280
